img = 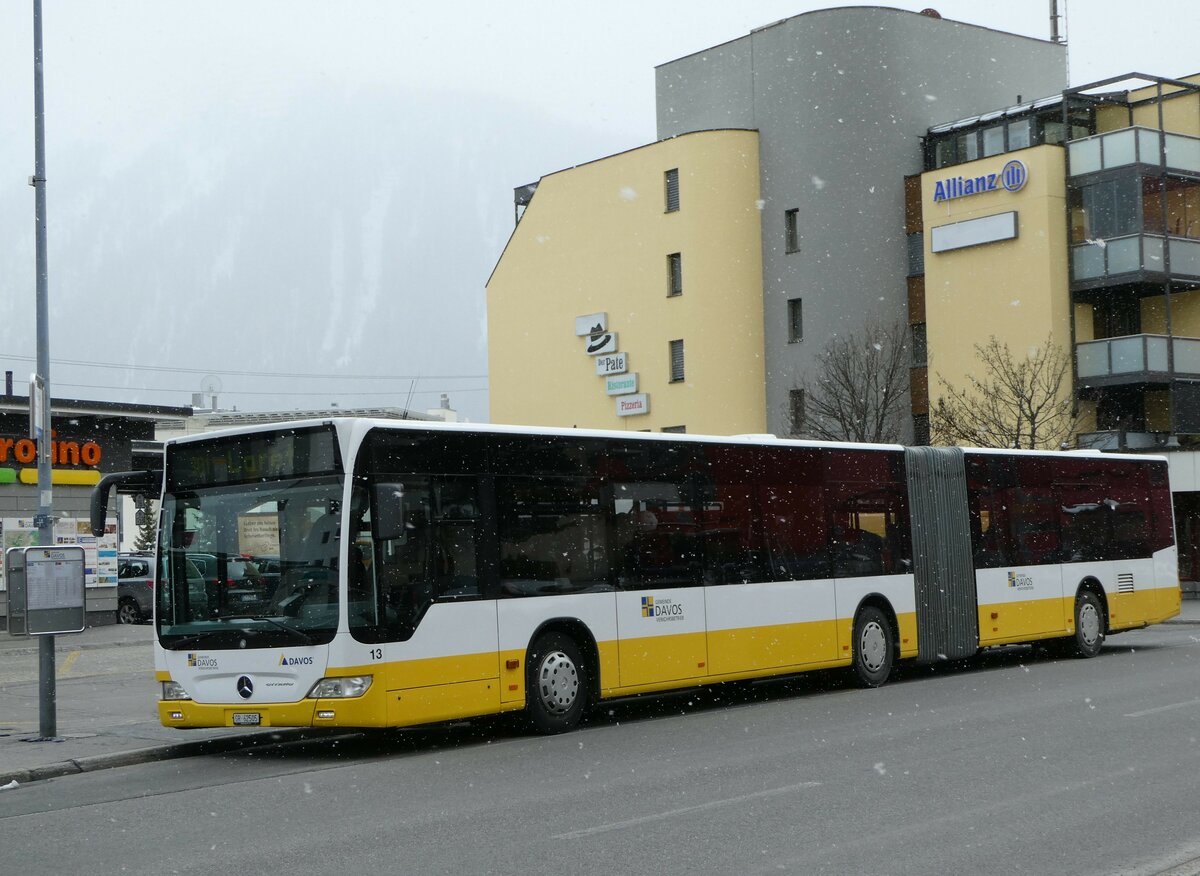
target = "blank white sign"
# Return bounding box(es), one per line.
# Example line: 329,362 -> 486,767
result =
931,211 -> 1018,253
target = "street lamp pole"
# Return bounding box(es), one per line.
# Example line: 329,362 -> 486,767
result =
32,0 -> 57,740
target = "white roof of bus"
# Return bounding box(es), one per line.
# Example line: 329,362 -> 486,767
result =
166,417 -> 1166,464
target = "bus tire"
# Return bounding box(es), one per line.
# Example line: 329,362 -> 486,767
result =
1068,590 -> 1105,658
852,606 -> 894,688
526,632 -> 589,734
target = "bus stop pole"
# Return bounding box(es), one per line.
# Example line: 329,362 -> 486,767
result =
32,0 -> 57,740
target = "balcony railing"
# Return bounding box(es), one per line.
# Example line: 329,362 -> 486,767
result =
1076,430 -> 1174,451
1068,126 -> 1200,176
1076,333 -> 1200,381
1071,233 -> 1200,282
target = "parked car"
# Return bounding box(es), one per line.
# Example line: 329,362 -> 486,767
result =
116,553 -> 155,624
187,553 -> 268,614
249,556 -> 281,600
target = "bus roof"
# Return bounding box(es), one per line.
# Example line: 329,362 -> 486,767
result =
166,417 -> 1167,465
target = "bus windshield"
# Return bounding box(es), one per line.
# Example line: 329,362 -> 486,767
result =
157,474 -> 349,649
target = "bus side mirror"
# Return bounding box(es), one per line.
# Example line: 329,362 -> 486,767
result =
90,470 -> 160,537
372,483 -> 406,542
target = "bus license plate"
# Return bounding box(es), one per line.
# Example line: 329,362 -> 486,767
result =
232,712 -> 261,726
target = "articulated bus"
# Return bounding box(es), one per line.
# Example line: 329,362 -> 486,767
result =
92,418 -> 1180,734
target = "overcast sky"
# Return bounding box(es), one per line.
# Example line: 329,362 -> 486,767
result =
0,1 -> 1195,422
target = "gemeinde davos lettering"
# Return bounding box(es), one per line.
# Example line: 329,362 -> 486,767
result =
933,158 -> 1028,203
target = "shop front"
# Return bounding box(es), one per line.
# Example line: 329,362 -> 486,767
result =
0,394 -> 190,627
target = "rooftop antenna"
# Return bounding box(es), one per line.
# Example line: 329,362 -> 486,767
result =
403,378 -> 418,418
200,375 -> 222,411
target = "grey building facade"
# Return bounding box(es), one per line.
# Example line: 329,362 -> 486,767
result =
655,7 -> 1067,437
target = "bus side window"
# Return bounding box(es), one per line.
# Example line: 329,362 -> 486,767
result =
433,478 -> 480,599
370,482 -> 435,637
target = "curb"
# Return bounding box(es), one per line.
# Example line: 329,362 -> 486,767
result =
0,727 -> 360,788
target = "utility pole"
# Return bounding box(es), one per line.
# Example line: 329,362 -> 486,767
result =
31,0 -> 57,740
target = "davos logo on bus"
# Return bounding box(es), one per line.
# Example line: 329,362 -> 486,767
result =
1007,571 -> 1035,591
278,654 -> 315,667
933,158 -> 1028,203
641,596 -> 686,622
187,653 -> 219,670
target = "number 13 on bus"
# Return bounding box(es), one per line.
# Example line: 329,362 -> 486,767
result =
92,419 -> 1180,734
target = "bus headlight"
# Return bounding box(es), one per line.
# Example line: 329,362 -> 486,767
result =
308,676 -> 373,699
161,680 -> 191,701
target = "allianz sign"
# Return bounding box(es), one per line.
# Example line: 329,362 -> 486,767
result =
932,158 -> 1028,203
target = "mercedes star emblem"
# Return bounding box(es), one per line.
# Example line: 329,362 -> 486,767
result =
236,676 -> 254,699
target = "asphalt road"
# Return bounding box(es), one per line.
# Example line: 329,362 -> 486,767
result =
4,621 -> 1200,876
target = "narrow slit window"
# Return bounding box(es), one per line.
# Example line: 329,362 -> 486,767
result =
789,389 -> 805,435
669,339 -> 685,383
787,298 -> 803,343
785,208 -> 799,253
665,168 -> 679,213
668,253 -> 683,297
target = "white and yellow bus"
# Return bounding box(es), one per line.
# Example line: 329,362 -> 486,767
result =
92,419 -> 1181,734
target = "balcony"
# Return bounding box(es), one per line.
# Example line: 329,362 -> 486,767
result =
1068,126 -> 1200,176
1076,333 -> 1200,386
1072,234 -> 1200,284
1076,430 -> 1175,451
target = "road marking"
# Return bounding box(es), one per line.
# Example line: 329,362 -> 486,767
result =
552,781 -> 822,840
57,650 -> 80,677
1124,698 -> 1200,718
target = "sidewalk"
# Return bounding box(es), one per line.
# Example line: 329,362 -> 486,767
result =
3,600 -> 1199,788
0,622 -> 325,788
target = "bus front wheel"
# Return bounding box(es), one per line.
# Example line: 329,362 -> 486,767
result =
852,606 -> 894,688
525,632 -> 589,734
1067,590 -> 1106,658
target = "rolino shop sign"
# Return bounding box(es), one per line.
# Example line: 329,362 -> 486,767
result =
0,432 -> 104,485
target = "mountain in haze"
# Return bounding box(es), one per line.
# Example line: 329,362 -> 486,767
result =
0,84 -> 635,421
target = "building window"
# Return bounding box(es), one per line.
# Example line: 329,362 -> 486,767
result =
913,414 -> 930,446
787,298 -> 803,343
665,168 -> 679,213
662,425 -> 687,434
668,252 -> 683,296
906,232 -> 925,277
1068,177 -> 1142,243
911,324 -> 927,367
789,389 -> 805,436
981,125 -> 1005,157
1007,119 -> 1031,151
785,208 -> 799,253
669,339 -> 685,383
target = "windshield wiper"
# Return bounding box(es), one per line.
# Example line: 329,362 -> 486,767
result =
164,633 -> 213,649
224,615 -> 315,645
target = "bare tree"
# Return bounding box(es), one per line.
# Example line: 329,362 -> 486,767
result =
792,321 -> 911,443
931,335 -> 1075,449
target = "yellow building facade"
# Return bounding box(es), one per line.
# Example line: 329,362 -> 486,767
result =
487,130 -> 766,434
919,145 -> 1073,438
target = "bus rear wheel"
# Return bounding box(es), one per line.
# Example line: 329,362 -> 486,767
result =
525,632 -> 589,734
1067,590 -> 1105,658
852,606 -> 894,688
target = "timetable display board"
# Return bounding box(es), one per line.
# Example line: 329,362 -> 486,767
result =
23,546 -> 85,635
